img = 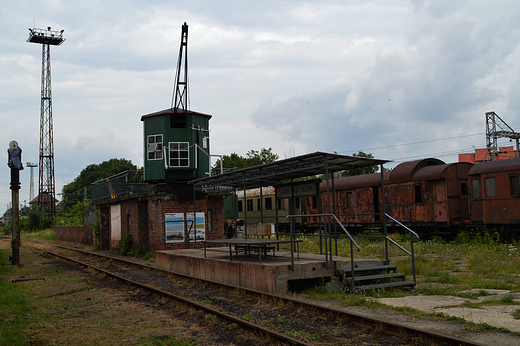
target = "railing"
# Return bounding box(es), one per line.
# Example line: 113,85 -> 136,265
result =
383,213 -> 419,285
286,214 -> 360,290
91,170 -> 151,204
286,212 -> 419,291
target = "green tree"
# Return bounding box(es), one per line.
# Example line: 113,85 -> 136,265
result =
341,151 -> 379,177
61,158 -> 137,211
213,148 -> 279,173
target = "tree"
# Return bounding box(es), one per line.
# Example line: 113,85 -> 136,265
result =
212,148 -> 279,174
341,151 -> 379,177
61,158 -> 137,211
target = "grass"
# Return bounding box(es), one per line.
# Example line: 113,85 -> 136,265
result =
0,250 -> 39,346
289,231 -> 520,295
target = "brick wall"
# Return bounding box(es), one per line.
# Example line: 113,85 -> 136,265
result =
53,226 -> 93,245
95,183 -> 225,253
147,184 -> 224,252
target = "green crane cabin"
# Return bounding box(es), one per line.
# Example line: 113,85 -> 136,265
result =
141,108 -> 212,183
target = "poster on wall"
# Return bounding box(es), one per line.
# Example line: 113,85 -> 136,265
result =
165,213 -> 185,243
186,212 -> 205,241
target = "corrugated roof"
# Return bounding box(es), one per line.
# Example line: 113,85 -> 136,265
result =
191,152 -> 391,190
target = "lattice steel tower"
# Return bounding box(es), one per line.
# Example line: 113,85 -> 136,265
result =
26,162 -> 38,202
27,27 -> 65,215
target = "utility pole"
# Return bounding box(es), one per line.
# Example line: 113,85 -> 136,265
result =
27,26 -> 65,216
485,111 -> 520,160
26,162 -> 37,202
8,140 -> 23,265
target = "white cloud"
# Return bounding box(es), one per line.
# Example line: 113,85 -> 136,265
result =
2,0 -> 520,211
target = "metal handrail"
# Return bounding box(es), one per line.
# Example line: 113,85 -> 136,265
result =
383,213 -> 418,286
286,213 -> 359,292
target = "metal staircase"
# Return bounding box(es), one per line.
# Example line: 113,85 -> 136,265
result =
337,264 -> 415,292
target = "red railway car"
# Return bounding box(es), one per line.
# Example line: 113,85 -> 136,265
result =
305,158 -> 474,236
468,158 -> 520,237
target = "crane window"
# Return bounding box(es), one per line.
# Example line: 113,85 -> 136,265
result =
147,135 -> 163,160
484,177 -> 497,197
472,179 -> 480,198
169,142 -> 189,167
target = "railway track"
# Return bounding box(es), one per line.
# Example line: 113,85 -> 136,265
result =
19,240 -> 488,346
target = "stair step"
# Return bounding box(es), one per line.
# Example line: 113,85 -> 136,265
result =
337,264 -> 397,276
355,281 -> 416,291
343,272 -> 406,283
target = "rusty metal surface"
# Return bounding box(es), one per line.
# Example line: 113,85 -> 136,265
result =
411,162 -> 473,181
468,157 -> 520,175
390,158 -> 445,184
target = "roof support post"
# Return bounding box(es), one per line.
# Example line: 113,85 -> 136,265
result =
381,163 -> 388,262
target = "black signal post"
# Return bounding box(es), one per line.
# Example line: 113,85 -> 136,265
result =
8,140 -> 23,265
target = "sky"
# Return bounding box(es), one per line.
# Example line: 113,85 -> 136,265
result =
2,0 -> 520,213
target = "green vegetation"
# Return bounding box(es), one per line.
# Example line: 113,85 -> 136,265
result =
61,158 -> 137,212
0,250 -> 38,345
291,230 -> 520,296
212,147 -> 279,173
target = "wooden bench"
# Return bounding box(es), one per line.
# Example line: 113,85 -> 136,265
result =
235,224 -> 275,256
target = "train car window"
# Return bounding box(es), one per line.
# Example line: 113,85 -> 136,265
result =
295,197 -> 300,209
257,199 -> 261,211
247,200 -> 253,211
238,200 -> 243,212
346,192 -> 353,206
461,183 -> 468,195
471,179 -> 480,198
414,185 -> 422,203
484,177 -> 497,197
277,199 -> 283,210
311,196 -> 317,209
265,197 -> 273,210
510,176 -> 520,196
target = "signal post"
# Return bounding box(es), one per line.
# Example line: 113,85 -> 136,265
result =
8,140 -> 23,265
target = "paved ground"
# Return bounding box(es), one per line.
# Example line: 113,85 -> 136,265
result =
374,289 -> 520,333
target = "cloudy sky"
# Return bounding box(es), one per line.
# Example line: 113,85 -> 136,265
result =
2,0 -> 520,212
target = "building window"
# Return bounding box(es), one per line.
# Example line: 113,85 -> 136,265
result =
237,200 -> 243,212
484,177 -> 496,197
472,179 -> 480,198
265,197 -> 273,210
170,113 -> 187,128
247,199 -> 253,211
414,185 -> 422,203
169,142 -> 189,167
147,134 -> 163,160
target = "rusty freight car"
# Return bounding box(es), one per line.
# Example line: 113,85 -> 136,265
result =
468,157 -> 520,238
305,158 -> 474,237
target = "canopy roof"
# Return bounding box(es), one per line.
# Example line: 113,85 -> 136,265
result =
190,151 -> 390,190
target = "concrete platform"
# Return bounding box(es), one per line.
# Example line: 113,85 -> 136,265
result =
156,247 -> 385,295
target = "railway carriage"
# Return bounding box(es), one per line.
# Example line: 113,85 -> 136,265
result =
468,157 -> 520,237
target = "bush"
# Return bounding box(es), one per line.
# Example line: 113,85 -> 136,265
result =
119,232 -> 133,256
